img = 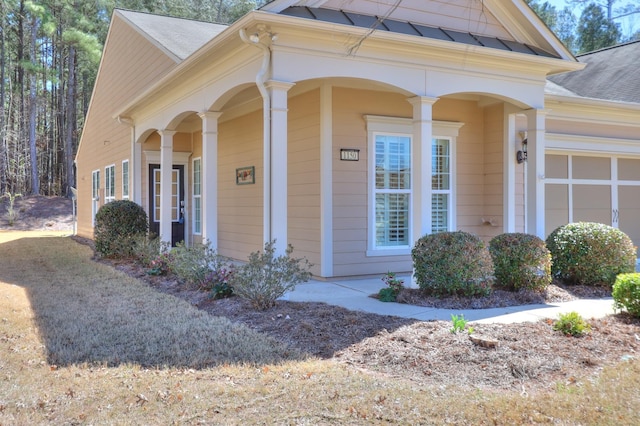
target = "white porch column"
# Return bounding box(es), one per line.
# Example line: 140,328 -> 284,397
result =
159,130 -> 175,245
320,83 -> 333,277
199,111 -> 222,249
503,110 -> 517,233
265,80 -> 295,255
523,109 -> 547,238
408,96 -> 439,242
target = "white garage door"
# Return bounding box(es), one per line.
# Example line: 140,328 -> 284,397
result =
545,154 -> 640,255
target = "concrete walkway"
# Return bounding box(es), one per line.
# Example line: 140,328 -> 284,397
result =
282,275 -> 619,324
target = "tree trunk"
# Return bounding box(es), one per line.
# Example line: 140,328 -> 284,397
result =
0,2 -> 6,194
29,15 -> 40,195
64,45 -> 76,197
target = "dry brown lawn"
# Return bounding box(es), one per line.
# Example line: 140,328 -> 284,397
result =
2,231 -> 640,425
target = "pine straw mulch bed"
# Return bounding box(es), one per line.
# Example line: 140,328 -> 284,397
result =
92,249 -> 640,395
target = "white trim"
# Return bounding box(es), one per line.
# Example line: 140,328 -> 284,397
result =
364,115 -> 462,256
192,157 -> 202,236
546,133 -> 640,155
122,159 -> 130,200
91,169 -> 100,227
320,83 -> 333,277
104,164 -> 116,204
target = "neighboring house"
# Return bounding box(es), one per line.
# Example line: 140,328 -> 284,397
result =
75,0 -> 640,279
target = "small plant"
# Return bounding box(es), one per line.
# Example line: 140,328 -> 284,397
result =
489,233 -> 551,292
132,234 -> 167,267
94,200 -> 149,258
202,266 -> 236,299
613,273 -> 640,317
230,240 -> 312,310
546,222 -> 636,287
412,231 -> 493,297
553,311 -> 591,337
3,192 -> 22,226
147,252 -> 173,276
450,314 -> 473,334
378,272 -> 404,302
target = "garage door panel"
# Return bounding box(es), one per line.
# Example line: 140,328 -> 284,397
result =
619,186 -> 640,256
619,159 -> 640,181
573,156 -> 610,180
545,184 -> 568,236
573,185 -> 611,224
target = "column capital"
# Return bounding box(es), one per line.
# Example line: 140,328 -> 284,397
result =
265,80 -> 296,92
157,129 -> 177,138
198,111 -> 223,121
407,95 -> 440,107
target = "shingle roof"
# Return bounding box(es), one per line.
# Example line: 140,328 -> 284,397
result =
117,9 -> 227,61
548,40 -> 640,103
279,6 -> 559,58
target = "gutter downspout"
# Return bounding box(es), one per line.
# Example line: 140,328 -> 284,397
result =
239,28 -> 272,245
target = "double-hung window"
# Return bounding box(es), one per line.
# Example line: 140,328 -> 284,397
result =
92,170 -> 100,226
367,116 -> 461,255
122,160 -> 129,200
192,158 -> 202,235
105,165 -> 115,203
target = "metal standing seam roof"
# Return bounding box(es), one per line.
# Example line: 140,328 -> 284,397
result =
279,6 -> 560,59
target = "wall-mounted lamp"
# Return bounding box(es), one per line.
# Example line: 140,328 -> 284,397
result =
516,132 -> 527,164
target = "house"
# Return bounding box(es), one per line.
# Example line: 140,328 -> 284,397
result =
75,0 -> 640,278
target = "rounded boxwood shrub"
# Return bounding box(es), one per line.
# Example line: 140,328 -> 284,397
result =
613,273 -> 640,317
412,231 -> 493,297
489,233 -> 551,292
546,222 -> 636,287
94,200 -> 148,258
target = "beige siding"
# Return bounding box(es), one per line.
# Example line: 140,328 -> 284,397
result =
331,88 -> 500,276
332,87 -> 413,276
481,103 -> 504,240
288,90 -> 322,275
75,16 -> 178,238
217,110 -> 263,260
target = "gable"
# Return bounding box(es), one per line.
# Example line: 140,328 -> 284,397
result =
262,0 -> 574,61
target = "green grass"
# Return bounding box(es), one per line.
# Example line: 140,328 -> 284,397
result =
1,232 -> 640,425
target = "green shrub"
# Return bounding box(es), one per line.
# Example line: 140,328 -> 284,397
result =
132,234 -> 166,267
553,311 -> 591,337
546,222 -> 636,287
613,273 -> 640,317
94,200 -> 148,258
169,241 -> 228,288
489,233 -> 551,292
411,231 -> 493,297
230,240 -> 312,310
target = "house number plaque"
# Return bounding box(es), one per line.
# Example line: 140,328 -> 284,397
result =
340,148 -> 360,161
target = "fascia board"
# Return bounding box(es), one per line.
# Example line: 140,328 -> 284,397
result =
546,95 -> 640,127
484,0 -> 577,62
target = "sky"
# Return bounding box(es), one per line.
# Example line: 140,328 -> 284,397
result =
538,0 -> 639,38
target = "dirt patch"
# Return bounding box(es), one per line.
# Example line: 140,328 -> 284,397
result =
0,195 -> 73,231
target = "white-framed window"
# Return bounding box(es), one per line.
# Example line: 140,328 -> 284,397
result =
432,138 -> 452,234
92,169 -> 100,226
122,160 -> 129,200
366,116 -> 461,255
192,157 -> 202,235
105,165 -> 115,203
